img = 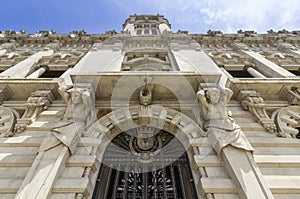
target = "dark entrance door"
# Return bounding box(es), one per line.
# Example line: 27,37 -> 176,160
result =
92,127 -> 198,199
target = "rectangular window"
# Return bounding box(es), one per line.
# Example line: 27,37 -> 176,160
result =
152,29 -> 158,35
144,29 -> 150,34
136,29 -> 142,35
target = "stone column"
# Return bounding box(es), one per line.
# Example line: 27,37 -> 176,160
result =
246,67 -> 267,78
0,50 -> 54,78
26,67 -> 47,78
232,42 -> 295,78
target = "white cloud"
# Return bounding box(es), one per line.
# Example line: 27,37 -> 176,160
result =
128,0 -> 300,33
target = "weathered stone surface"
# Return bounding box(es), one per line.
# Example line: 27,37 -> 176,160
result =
1,14 -> 300,199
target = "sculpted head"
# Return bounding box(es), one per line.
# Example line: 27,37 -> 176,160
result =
70,88 -> 84,105
206,87 -> 221,104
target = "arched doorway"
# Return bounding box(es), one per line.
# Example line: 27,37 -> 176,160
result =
88,105 -> 205,199
92,126 -> 197,199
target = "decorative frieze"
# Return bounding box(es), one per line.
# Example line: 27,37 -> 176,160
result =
237,90 -> 276,133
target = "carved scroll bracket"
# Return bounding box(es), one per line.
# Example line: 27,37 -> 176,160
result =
14,89 -> 55,134
237,90 -> 276,133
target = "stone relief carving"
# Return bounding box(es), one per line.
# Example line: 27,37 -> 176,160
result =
14,90 -> 54,135
40,85 -> 95,154
272,106 -> 300,138
278,42 -> 298,51
197,85 -> 253,156
238,90 -> 276,133
139,79 -> 153,106
279,86 -> 300,105
0,106 -> 19,137
0,86 -> 13,105
208,50 -> 254,66
36,51 -> 84,68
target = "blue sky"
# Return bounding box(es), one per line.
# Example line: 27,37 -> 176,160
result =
1,0 -> 300,34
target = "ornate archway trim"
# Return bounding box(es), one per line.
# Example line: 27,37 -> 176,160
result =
88,105 -> 206,146
86,105 -> 206,198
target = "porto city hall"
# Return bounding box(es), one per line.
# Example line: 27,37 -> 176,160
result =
0,14 -> 300,199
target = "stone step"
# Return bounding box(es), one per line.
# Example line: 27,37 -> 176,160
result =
260,168 -> 300,176
235,117 -> 257,123
194,155 -> 223,167
200,177 -> 237,195
253,147 -> 300,155
273,194 -> 300,199
0,179 -> 22,194
50,194 -> 76,199
0,154 -> 35,167
52,178 -> 92,196
0,147 -> 39,155
254,155 -> 300,167
0,136 -> 43,147
39,109 -> 65,118
213,194 -> 240,199
67,155 -> 99,171
249,137 -> 300,147
0,194 -> 15,199
189,138 -> 211,147
238,122 -> 265,131
243,130 -> 275,138
61,167 -> 85,178
265,175 -> 300,194
0,136 -> 101,147
0,167 -> 30,178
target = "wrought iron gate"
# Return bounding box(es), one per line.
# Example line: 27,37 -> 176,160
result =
92,127 -> 198,199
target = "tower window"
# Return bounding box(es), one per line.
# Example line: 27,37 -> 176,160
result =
144,28 -> 150,34
152,29 -> 158,35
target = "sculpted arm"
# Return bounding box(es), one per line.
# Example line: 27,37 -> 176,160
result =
197,89 -> 209,117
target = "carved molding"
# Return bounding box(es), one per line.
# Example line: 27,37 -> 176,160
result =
272,105 -> 300,138
14,90 -> 55,134
279,86 -> 300,105
237,90 -> 276,133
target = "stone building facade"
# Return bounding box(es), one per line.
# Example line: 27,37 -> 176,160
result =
0,14 -> 300,199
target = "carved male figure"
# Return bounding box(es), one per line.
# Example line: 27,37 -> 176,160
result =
197,86 -> 253,156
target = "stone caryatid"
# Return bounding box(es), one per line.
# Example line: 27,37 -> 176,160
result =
40,86 -> 95,154
197,85 -> 253,156
16,86 -> 96,198
238,90 -> 276,134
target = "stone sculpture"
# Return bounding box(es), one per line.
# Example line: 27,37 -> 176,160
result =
197,86 -> 253,156
40,87 -> 95,154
